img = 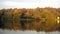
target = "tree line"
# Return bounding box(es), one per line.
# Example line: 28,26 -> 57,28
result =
0,7 -> 60,32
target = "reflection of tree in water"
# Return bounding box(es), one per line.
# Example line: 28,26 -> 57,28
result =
20,12 -> 35,29
0,11 -> 4,29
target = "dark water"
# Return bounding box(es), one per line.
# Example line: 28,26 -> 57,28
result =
0,29 -> 60,34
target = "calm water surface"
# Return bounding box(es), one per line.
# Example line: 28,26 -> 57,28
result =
0,29 -> 60,34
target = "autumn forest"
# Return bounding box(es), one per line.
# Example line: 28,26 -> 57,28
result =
0,7 -> 60,32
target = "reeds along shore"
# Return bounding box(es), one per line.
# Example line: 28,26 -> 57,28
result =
0,7 -> 60,32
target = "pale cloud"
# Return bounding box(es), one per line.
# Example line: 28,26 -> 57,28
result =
1,1 -> 39,9
0,0 -> 60,9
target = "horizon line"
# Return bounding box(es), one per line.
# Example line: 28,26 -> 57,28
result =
0,7 -> 60,9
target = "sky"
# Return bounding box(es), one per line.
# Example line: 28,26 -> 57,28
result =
0,0 -> 60,9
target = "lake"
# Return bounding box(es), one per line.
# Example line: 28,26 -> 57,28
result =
0,29 -> 60,34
